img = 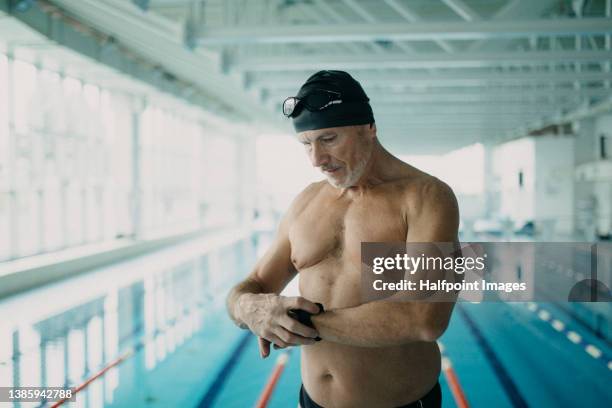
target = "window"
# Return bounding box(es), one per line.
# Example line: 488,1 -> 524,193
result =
16,190 -> 40,257
0,55 -> 9,260
0,192 -> 10,260
12,60 -> 37,132
0,322 -> 13,388
0,53 -> 9,192
201,136 -> 239,228
401,143 -> 485,195
139,106 -> 213,237
1,55 -> 244,262
42,184 -> 62,251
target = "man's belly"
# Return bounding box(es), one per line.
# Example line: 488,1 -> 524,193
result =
301,341 -> 440,408
298,261 -> 441,407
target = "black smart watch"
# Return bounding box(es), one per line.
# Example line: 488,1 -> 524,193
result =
288,302 -> 324,341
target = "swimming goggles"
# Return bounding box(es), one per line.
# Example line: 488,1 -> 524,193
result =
282,89 -> 343,117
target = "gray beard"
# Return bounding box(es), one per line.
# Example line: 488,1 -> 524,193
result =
328,156 -> 368,188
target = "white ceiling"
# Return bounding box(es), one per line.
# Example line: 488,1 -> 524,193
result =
2,0 -> 612,154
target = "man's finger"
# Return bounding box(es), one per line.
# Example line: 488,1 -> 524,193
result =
258,337 -> 271,358
285,297 -> 320,314
266,333 -> 290,349
281,315 -> 319,339
277,327 -> 317,346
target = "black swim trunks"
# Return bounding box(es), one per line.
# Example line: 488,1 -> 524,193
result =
298,381 -> 441,408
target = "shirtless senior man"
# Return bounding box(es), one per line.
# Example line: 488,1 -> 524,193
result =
227,70 -> 459,408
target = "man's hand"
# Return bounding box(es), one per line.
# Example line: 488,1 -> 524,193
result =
237,294 -> 321,358
258,337 -> 285,359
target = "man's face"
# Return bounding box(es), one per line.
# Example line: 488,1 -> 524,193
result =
297,124 -> 374,188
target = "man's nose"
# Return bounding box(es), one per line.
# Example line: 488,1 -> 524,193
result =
309,143 -> 329,167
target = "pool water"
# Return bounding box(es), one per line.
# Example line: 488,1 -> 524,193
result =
0,234 -> 610,407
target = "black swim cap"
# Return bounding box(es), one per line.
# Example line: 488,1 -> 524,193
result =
288,70 -> 374,133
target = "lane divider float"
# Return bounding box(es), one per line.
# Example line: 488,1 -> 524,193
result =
524,302 -> 611,370
438,342 -> 470,408
50,302 -> 211,407
254,352 -> 290,408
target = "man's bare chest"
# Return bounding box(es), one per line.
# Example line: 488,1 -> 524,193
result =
289,197 -> 407,271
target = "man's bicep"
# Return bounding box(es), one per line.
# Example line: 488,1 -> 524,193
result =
249,220 -> 297,294
407,181 -> 459,242
246,182 -> 319,294
404,181 -> 460,305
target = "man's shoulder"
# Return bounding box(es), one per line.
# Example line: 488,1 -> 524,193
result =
387,164 -> 448,195
285,181 -> 327,218
416,175 -> 455,203
391,168 -> 457,217
397,170 -> 459,240
297,180 -> 327,202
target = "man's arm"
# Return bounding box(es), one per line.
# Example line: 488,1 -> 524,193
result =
311,180 -> 460,347
226,184 -> 322,355
226,212 -> 297,327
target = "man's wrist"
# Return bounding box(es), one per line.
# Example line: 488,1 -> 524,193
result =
233,293 -> 252,329
289,303 -> 324,340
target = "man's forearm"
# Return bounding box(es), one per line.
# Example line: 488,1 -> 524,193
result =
311,301 -> 454,347
226,278 -> 265,329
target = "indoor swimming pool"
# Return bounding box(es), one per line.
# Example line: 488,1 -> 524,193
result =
0,234 -> 611,407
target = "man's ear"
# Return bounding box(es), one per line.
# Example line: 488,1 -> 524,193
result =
368,122 -> 377,139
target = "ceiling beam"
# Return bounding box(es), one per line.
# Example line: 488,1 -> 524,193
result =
381,134 -> 492,141
256,70 -> 612,89
441,0 -> 481,22
149,0 -> 193,6
375,121 -> 547,129
40,0 -> 277,124
198,18 -> 612,45
238,50 -> 612,71
467,0 -> 543,52
294,2 -> 365,55
341,0 -> 377,23
382,145 -> 483,156
370,99 -> 584,107
377,125 -> 518,131
375,116 -> 552,123
503,95 -> 612,141
267,86 -> 609,100
311,0 -> 392,55
340,0 -> 415,53
375,113 -> 554,122
381,0 -> 453,53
